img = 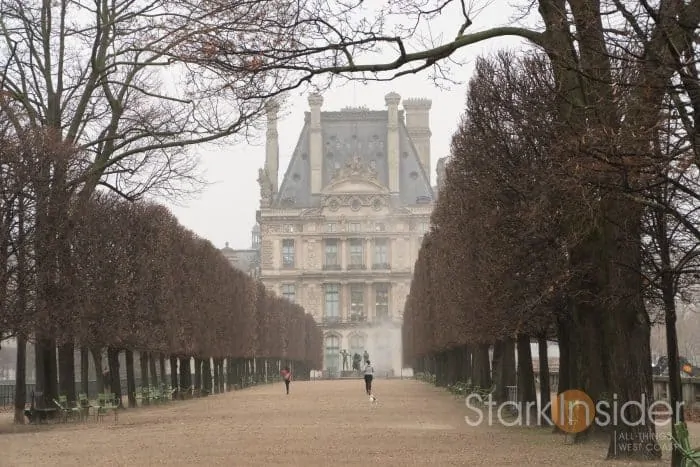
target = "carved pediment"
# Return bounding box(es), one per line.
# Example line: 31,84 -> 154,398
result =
323,178 -> 387,194
323,155 -> 387,194
322,154 -> 388,194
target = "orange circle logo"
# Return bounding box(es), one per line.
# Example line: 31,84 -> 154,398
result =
553,389 -> 595,433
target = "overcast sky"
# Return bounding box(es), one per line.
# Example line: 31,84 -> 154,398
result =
163,3 -> 534,250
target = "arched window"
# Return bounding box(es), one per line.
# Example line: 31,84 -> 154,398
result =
349,334 -> 366,356
324,335 -> 341,373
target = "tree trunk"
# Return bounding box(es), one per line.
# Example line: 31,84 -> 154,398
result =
107,347 -> 122,407
14,199 -> 28,424
14,336 -> 26,424
159,355 -> 166,387
91,347 -> 105,393
35,339 -> 58,403
125,350 -> 136,408
193,358 -> 202,392
461,345 -> 473,384
447,348 -> 458,386
203,358 -> 212,395
492,340 -> 505,402
149,354 -> 158,387
569,200 -> 658,457
226,358 -> 233,390
213,359 -> 220,394
179,357 -> 191,393
538,336 -> 552,423
472,343 -> 491,389
516,334 -> 537,417
139,352 -> 150,391
656,200 -> 685,466
556,312 -> 571,395
169,356 -> 179,393
494,339 -> 516,404
220,359 -> 226,391
80,347 -> 89,396
57,342 -> 76,403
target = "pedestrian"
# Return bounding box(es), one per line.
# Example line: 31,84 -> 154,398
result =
364,360 -> 374,396
280,366 -> 292,395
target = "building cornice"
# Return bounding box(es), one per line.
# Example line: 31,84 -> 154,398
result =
260,270 -> 414,280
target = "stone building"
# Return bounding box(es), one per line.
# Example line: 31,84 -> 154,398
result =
220,224 -> 261,278
256,93 -> 436,376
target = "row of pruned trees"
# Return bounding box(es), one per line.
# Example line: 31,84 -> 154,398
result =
0,130 -> 322,419
403,47 -> 700,462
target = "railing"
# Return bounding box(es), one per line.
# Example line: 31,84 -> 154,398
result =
534,372 -> 700,408
652,375 -> 700,407
316,263 -> 394,271
349,313 -> 366,322
0,378 -> 145,407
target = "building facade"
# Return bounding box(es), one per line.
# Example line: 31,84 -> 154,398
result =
257,93 -> 435,376
220,225 -> 261,278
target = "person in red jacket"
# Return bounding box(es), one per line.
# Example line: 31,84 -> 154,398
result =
280,367 -> 292,394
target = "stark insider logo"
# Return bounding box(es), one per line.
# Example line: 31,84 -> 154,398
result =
464,389 -> 683,432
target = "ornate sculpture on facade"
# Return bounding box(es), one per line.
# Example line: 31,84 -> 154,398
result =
257,168 -> 274,207
331,154 -> 378,181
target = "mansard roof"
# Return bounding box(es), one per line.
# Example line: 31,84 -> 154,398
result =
273,108 -> 434,208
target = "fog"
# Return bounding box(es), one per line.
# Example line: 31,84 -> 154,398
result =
363,320 -> 402,377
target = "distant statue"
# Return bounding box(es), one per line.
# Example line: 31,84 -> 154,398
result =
257,168 -> 273,207
363,350 -> 369,363
340,350 -> 349,371
352,353 -> 361,372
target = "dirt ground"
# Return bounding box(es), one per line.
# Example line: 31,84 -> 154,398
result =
0,379 -> 694,466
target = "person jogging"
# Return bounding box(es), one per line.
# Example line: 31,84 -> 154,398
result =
363,360 -> 374,396
280,367 -> 292,395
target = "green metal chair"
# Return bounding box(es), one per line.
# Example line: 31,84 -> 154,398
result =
671,422 -> 700,467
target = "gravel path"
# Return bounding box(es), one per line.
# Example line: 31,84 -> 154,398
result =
0,379 -> 688,466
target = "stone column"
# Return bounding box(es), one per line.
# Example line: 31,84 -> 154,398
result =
309,93 -> 324,194
390,238 -> 399,270
341,282 -> 348,322
264,100 -> 280,192
365,237 -> 373,268
385,92 -> 401,194
273,238 -> 281,269
341,239 -> 348,269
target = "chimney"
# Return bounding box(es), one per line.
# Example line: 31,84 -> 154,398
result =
308,93 -> 324,193
402,98 -> 432,175
265,100 -> 280,192
385,92 -> 401,194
